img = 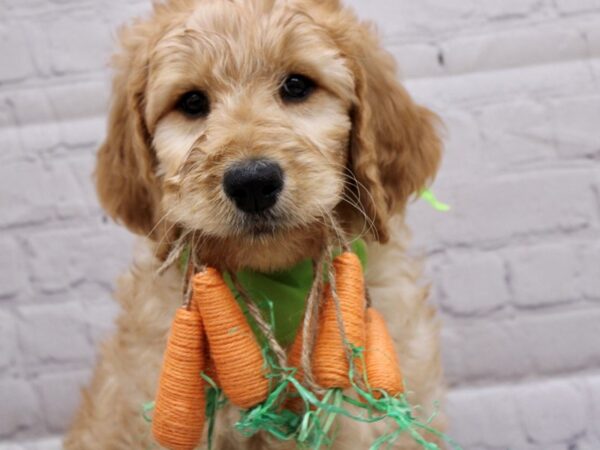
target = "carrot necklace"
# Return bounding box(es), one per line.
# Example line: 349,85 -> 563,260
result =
144,236 -> 460,450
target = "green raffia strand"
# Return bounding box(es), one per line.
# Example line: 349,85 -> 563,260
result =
201,372 -> 227,450
178,244 -> 192,273
142,401 -> 154,423
421,189 -> 451,212
233,340 -> 462,449
282,346 -> 460,449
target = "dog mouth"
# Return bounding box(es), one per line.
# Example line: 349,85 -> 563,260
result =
238,211 -> 283,237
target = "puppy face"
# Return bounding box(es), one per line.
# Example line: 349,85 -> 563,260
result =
148,2 -> 354,238
96,0 -> 442,270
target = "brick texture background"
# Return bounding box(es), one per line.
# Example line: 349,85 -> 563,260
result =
1,0 -> 599,449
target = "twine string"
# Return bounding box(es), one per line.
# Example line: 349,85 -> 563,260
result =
156,229 -> 192,276
230,273 -> 289,369
327,263 -> 355,374
299,246 -> 328,394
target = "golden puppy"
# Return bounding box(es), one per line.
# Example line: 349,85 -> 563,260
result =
65,0 -> 445,448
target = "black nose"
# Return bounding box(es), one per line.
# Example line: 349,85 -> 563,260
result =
223,159 -> 284,214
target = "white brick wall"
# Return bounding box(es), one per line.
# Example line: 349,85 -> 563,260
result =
1,0 -> 599,448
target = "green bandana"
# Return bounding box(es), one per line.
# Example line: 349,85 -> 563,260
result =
225,240 -> 367,346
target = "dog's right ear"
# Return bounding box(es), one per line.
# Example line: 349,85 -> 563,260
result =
95,24 -> 160,236
333,15 -> 442,244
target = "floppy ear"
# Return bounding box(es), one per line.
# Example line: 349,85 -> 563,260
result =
95,24 -> 161,236
343,23 -> 442,243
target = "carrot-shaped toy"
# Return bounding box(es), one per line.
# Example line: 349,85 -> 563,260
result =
285,324 -> 306,412
288,324 -> 305,383
365,307 -> 404,398
152,306 -> 206,450
194,268 -> 269,409
146,242 -> 457,450
312,252 -> 366,389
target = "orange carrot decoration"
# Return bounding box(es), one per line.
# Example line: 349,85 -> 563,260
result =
288,325 -> 305,382
312,253 -> 366,389
285,325 -> 306,412
365,308 -> 404,398
203,348 -> 220,387
194,268 -> 269,409
152,307 -> 206,450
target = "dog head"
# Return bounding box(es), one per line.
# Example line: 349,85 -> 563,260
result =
96,0 -> 441,271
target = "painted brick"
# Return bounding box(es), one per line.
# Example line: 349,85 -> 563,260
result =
411,172 -> 597,249
439,328 -> 463,387
36,371 -> 90,432
583,21 -> 600,57
590,377 -> 600,439
439,253 -> 510,315
388,42 -> 445,79
347,0 -> 480,38
555,0 -> 600,14
507,244 -> 582,307
77,225 -> 133,286
581,245 -> 600,300
516,380 -> 586,444
3,0 -> 52,8
26,230 -> 88,294
578,437 -> 600,450
46,82 -> 108,148
478,100 -> 555,168
515,309 -> 600,374
593,59 -> 600,80
0,438 -> 62,450
435,109 -> 482,181
0,379 -> 40,438
44,12 -> 113,74
19,438 -> 62,450
0,161 -> 54,228
447,386 -> 524,449
445,321 -> 535,383
480,0 -> 544,19
44,161 -> 89,220
443,26 -> 586,75
0,238 -> 26,299
10,89 -> 61,154
406,60 -> 595,108
0,123 -> 21,164
25,226 -> 132,295
0,310 -> 17,372
0,23 -> 35,83
551,96 -> 600,159
68,155 -> 102,212
17,302 -> 93,365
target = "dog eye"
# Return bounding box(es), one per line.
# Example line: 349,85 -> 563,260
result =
280,74 -> 315,102
176,91 -> 210,118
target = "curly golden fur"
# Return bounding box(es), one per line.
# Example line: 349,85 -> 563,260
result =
66,0 -> 445,448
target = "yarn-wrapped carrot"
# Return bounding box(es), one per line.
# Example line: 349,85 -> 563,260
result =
203,350 -> 220,386
288,282 -> 329,384
365,308 -> 404,398
285,325 -> 306,412
288,324 -> 305,382
312,253 -> 366,389
194,268 -> 269,409
152,307 -> 206,450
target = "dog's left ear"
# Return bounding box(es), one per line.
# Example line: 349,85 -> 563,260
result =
95,21 -> 163,237
340,22 -> 442,243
